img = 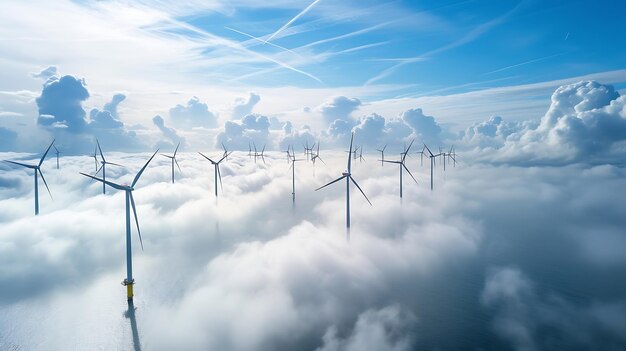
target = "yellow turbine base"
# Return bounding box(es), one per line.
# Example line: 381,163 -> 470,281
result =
127,283 -> 134,300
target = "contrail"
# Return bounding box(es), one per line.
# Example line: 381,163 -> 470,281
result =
365,0 -> 528,86
224,26 -> 301,56
158,16 -> 323,83
266,0 -> 321,43
482,52 -> 564,76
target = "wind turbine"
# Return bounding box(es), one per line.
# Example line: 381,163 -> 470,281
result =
95,139 -> 124,195
376,144 -> 387,167
424,144 -> 442,191
282,145 -> 293,162
416,146 -> 426,167
199,151 -> 230,197
316,133 -> 372,229
289,155 -> 305,201
382,140 -> 418,198
310,143 -> 326,175
80,149 -> 158,301
4,139 -> 55,215
160,142 -> 182,184
252,143 -> 266,164
247,142 -> 253,157
53,145 -> 61,169
357,145 -> 365,163
303,141 -> 315,160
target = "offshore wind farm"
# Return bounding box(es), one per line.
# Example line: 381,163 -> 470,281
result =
1,1 -> 626,350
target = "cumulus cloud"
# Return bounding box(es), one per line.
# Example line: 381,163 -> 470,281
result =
33,76 -> 144,153
152,115 -> 184,149
169,96 -> 218,128
318,96 -> 362,123
36,75 -> 89,132
400,108 -> 442,146
460,116 -> 527,149
466,81 -> 626,165
217,113 -> 271,150
29,65 -> 58,81
232,93 -> 261,120
352,113 -> 412,149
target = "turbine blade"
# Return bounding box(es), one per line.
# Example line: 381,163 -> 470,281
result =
349,176 -> 372,206
38,169 -> 53,200
402,139 -> 415,162
131,149 -> 159,188
94,164 -> 103,176
382,160 -> 400,164
217,164 -> 223,190
79,172 -> 127,191
198,152 -> 216,164
174,142 -> 180,157
318,156 -> 326,165
217,152 -> 229,163
97,139 -> 106,162
105,161 -> 124,167
129,192 -> 144,251
315,175 -> 347,191
160,154 -> 173,159
424,143 -> 434,157
347,133 -> 354,171
175,158 -> 183,174
4,160 -> 36,169
403,164 -> 418,184
39,139 -> 56,167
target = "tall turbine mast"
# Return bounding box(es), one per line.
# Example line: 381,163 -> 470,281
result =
160,142 -> 182,184
80,149 -> 159,300
316,133 -> 372,230
382,140 -> 418,198
4,139 -> 55,215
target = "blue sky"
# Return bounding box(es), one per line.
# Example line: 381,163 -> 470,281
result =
175,0 -> 626,93
1,0 -> 626,152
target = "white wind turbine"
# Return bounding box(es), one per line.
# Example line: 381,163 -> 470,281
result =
95,139 -> 124,194
423,144 -> 442,191
4,139 -> 55,215
316,133 -> 372,230
160,142 -> 182,184
199,151 -> 230,197
382,140 -> 418,198
80,149 -> 159,301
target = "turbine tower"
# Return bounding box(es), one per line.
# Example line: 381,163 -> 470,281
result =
316,133 -> 372,229
199,151 -> 230,197
4,139 -> 55,215
96,139 -> 124,194
382,140 -> 418,198
416,146 -> 426,167
424,144 -> 442,191
160,142 -> 182,184
80,149 -> 159,301
289,153 -> 305,201
53,145 -> 61,169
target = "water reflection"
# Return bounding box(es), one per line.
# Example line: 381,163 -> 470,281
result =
124,300 -> 142,351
